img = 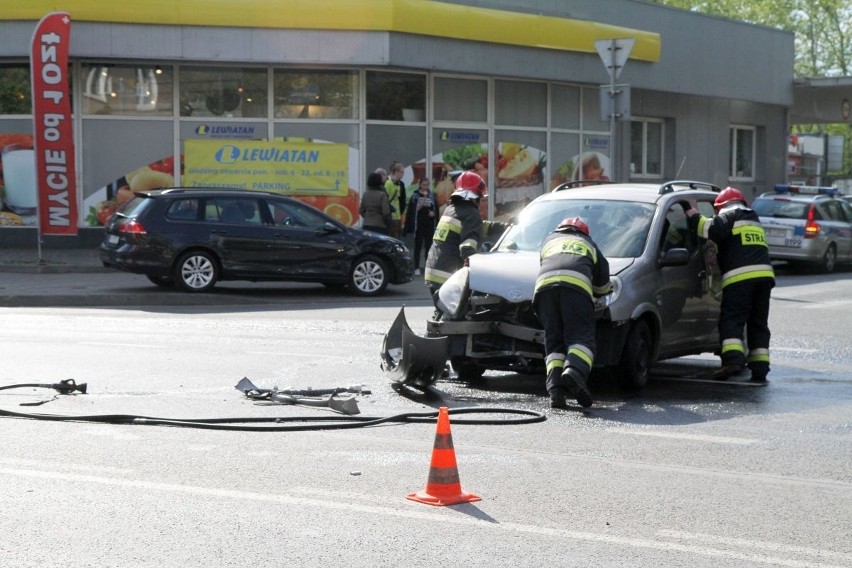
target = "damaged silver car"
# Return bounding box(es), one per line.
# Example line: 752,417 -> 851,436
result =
383,180 -> 725,391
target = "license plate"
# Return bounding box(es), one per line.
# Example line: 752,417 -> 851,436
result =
767,228 -> 786,238
784,237 -> 802,247
108,234 -> 120,244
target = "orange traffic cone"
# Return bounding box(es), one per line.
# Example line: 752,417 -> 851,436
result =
407,406 -> 481,506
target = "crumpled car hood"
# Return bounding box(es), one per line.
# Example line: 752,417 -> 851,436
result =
468,251 -> 634,303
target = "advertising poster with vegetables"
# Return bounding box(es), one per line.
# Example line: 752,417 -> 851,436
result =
83,138 -> 361,227
550,151 -> 611,188
412,142 -> 546,222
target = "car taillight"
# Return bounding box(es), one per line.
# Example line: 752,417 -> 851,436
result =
118,219 -> 147,235
804,205 -> 820,238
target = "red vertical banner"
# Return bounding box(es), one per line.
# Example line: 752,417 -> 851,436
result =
30,12 -> 77,236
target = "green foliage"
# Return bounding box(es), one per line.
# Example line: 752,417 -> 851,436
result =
651,0 -> 852,176
0,66 -> 31,114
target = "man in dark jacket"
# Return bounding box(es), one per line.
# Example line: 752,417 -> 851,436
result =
424,171 -> 507,312
533,216 -> 611,409
687,187 -> 775,382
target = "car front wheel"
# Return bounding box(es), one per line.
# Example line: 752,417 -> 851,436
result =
349,255 -> 388,296
616,320 -> 653,391
174,250 -> 219,293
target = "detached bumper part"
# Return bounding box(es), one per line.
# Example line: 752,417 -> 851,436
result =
381,307 -> 449,389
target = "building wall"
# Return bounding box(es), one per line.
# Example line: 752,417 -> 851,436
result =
0,0 -> 794,240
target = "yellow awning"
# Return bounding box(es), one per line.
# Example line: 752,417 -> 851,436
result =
5,0 -> 660,62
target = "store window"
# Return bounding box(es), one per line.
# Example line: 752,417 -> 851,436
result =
274,70 -> 358,120
366,71 -> 425,122
495,80 -> 546,127
0,64 -> 31,115
81,63 -> 173,116
630,118 -> 664,177
551,84 -> 580,130
730,125 -> 756,180
433,77 -> 487,123
179,67 -> 267,118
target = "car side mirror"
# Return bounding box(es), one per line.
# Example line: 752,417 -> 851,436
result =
480,241 -> 494,252
319,221 -> 341,234
659,247 -> 690,266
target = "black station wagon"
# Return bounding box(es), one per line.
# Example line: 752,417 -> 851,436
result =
99,188 -> 414,295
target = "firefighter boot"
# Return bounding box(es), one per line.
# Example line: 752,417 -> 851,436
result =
545,369 -> 568,409
562,367 -> 593,408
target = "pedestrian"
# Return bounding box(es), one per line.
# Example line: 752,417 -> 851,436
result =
384,161 -> 407,238
424,171 -> 508,313
359,172 -> 391,235
686,187 -> 774,382
532,217 -> 611,409
404,177 -> 439,276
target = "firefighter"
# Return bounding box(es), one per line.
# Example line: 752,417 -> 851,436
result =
533,217 -> 611,409
424,171 -> 507,313
686,187 -> 775,382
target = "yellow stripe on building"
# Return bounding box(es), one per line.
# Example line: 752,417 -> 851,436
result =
6,0 -> 660,62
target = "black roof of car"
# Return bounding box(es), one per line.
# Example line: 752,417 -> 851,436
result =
135,187 -> 284,199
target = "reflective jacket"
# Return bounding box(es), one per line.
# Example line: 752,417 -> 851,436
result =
424,199 -> 505,287
690,205 -> 774,288
534,229 -> 612,300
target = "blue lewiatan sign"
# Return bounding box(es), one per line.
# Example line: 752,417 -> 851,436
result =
194,124 -> 256,139
440,131 -> 481,143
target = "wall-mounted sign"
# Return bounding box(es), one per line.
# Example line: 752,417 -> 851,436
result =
439,131 -> 481,144
183,139 -> 348,195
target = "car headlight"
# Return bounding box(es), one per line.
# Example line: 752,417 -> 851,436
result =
391,242 -> 408,254
594,275 -> 622,311
436,267 -> 470,319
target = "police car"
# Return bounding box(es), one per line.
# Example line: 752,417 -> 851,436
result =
751,185 -> 852,273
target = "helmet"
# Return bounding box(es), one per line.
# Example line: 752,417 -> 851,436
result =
453,171 -> 487,199
556,216 -> 590,236
714,187 -> 745,210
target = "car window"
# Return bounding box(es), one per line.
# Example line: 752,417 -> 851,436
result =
696,201 -> 715,218
266,199 -> 330,230
751,198 -> 808,219
116,195 -> 151,217
208,198 -> 263,225
497,199 -> 654,258
165,198 -> 200,221
822,200 -> 845,222
660,203 -> 692,253
839,200 -> 852,223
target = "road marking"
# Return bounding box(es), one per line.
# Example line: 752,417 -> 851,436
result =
606,427 -> 758,445
1,466 -> 846,567
657,530 -> 852,564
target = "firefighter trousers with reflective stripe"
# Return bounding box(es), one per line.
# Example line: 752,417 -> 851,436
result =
718,277 -> 774,375
534,286 -> 596,389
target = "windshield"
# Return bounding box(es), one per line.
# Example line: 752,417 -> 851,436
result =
497,199 -> 655,258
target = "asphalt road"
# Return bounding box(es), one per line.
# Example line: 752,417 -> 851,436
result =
0,267 -> 850,567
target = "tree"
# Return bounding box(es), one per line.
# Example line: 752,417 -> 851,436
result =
651,0 -> 852,178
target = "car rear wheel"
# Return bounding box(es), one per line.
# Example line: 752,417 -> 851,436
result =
349,255 -> 388,296
451,356 -> 484,382
174,250 -> 219,293
146,275 -> 175,288
819,243 -> 837,273
616,320 -> 653,392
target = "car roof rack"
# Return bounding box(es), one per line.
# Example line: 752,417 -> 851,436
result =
658,180 -> 721,195
552,180 -> 615,192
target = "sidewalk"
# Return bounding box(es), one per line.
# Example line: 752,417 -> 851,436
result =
0,246 -> 106,273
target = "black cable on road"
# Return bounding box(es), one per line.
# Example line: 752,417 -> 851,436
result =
0,382 -> 546,431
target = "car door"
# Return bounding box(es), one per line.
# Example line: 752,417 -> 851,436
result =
206,197 -> 275,275
823,199 -> 852,262
264,198 -> 351,278
654,198 -> 718,354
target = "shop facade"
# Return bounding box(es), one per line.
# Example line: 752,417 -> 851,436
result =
0,0 -> 794,245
